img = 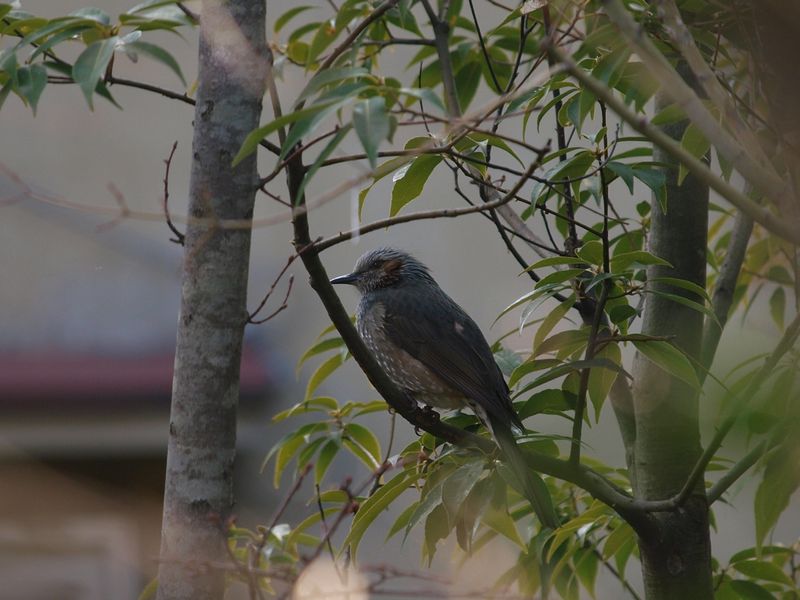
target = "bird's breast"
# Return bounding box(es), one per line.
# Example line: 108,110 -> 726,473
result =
356,299 -> 465,410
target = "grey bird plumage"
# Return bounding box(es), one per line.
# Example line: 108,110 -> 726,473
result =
330,247 -> 558,529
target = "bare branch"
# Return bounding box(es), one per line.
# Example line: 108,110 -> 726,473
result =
162,141 -> 186,245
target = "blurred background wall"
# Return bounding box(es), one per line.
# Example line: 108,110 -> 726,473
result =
0,1 -> 797,599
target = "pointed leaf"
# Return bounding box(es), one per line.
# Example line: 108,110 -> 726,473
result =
72,37 -> 117,109
353,96 -> 389,168
633,340 -> 700,389
125,40 -> 186,85
343,470 -> 415,559
390,154 -> 442,215
304,352 -> 347,401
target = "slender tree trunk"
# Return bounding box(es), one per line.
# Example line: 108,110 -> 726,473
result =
156,2 -> 266,598
630,81 -> 714,599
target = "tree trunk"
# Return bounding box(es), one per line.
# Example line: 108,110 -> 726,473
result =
156,2 -> 266,599
630,85 -> 714,598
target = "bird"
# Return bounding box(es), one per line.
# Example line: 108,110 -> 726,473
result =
330,247 -> 558,529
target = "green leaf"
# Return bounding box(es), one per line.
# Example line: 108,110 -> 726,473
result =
397,86 -> 445,113
296,66 -> 369,103
387,501 -> 419,541
352,96 -> 389,168
494,346 -> 523,377
455,476 -> 494,552
678,122 -> 710,185
577,240 -> 603,266
137,576 -> 158,600
233,100 -> 338,165
293,123 -> 351,204
16,64 -> 47,114
649,276 -> 710,301
769,287 -> 785,330
534,268 -> 585,289
272,396 -> 338,422
315,439 -> 340,485
527,256 -> 582,270
296,337 -> 345,374
754,440 -> 800,548
344,422 -> 382,467
728,580 -> 777,600
508,358 -> 561,389
607,161 -> 635,193
267,423 -> 329,487
517,389 -> 574,419
651,102 -> 686,126
632,166 -> 666,210
588,342 -> 620,420
304,352 -> 347,400
28,24 -> 91,61
573,546 -> 600,597
125,41 -> 186,85
353,400 -> 389,416
610,250 -> 672,272
646,289 -> 718,324
732,560 -> 794,587
454,59 -> 482,111
633,340 -> 700,389
307,19 -> 340,65
72,37 -> 117,109
275,5 -> 314,32
602,522 -> 634,560
70,6 -> 111,25
390,154 -> 442,215
423,503 -> 451,563
280,83 -> 364,157
731,546 -> 796,564
534,328 -> 589,358
481,502 -> 525,549
533,294 -> 576,350
441,461 -> 485,523
343,470 -> 415,559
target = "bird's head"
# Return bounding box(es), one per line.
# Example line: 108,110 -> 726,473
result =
330,247 -> 435,293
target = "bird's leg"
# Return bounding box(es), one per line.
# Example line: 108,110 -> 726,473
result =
413,404 -> 441,434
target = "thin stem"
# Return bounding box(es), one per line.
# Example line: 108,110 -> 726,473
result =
707,440 -> 769,504
421,0 -> 461,118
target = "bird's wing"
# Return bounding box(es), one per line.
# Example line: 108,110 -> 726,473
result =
380,286 -> 519,428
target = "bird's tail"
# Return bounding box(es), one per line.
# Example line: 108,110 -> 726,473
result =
489,415 -> 559,530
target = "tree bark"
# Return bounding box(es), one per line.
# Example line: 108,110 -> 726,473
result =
630,82 -> 714,598
156,2 -> 266,599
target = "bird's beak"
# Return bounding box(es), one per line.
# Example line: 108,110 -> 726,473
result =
330,272 -> 359,285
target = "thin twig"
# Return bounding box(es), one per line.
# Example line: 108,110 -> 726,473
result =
311,155 -> 546,253
162,141 -> 185,245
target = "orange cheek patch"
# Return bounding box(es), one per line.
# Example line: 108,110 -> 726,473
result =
382,259 -> 402,274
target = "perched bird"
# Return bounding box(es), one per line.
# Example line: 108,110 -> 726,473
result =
330,247 -> 558,529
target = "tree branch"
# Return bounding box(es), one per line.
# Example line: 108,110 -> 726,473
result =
700,211 -> 754,370
601,0 -> 790,209
421,0 -> 460,119
706,440 -> 769,505
548,43 -> 800,244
